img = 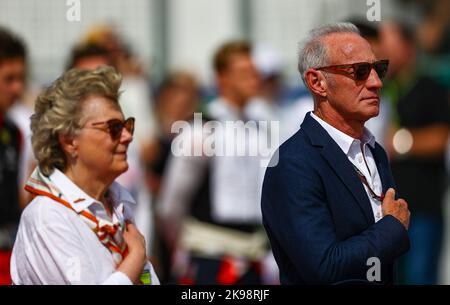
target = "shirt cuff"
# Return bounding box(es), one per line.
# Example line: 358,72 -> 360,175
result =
102,271 -> 133,285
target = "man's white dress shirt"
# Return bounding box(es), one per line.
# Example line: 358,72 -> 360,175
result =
311,112 -> 383,222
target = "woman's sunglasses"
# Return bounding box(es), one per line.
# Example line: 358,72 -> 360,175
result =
315,59 -> 389,81
89,117 -> 135,140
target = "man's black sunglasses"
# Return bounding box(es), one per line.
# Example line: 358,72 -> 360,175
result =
315,59 -> 389,81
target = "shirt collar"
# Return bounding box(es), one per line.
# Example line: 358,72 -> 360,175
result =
310,112 -> 375,155
49,169 -> 136,213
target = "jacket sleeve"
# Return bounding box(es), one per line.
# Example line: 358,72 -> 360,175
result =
261,155 -> 410,284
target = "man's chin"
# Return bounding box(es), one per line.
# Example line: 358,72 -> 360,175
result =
358,109 -> 379,123
365,102 -> 380,115
369,106 -> 380,116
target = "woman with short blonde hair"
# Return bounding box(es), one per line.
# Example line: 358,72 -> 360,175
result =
11,66 -> 159,285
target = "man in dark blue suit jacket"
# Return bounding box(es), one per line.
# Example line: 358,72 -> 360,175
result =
261,23 -> 410,284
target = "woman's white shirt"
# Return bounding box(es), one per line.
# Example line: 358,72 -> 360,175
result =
10,169 -> 160,285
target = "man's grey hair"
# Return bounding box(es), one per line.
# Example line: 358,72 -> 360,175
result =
298,22 -> 360,85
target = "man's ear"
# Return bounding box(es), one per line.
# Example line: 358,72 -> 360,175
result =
58,133 -> 78,159
305,69 -> 327,98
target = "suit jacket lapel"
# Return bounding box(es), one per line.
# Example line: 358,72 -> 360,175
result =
369,145 -> 392,195
301,113 -> 375,225
321,142 -> 375,225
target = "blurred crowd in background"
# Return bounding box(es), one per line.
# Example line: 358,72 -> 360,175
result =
1,0 -> 450,285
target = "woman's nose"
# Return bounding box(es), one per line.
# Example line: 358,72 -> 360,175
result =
120,127 -> 133,144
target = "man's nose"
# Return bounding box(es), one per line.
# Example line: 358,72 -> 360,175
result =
366,68 -> 383,89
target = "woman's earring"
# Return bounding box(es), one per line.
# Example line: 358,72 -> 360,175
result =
72,152 -> 78,158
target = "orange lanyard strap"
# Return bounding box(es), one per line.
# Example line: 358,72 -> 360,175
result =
24,185 -> 125,259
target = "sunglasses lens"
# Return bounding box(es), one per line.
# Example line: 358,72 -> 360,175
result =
106,118 -> 134,140
355,63 -> 371,80
374,61 -> 389,79
109,121 -> 124,139
124,118 -> 135,135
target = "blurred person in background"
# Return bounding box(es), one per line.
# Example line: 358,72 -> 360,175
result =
157,41 -> 274,284
8,85 -> 40,208
415,0 -> 450,57
381,20 -> 450,285
414,0 -> 450,285
147,71 -> 200,198
3,29 -> 38,209
66,43 -> 112,71
82,24 -> 144,77
145,71 -> 200,283
0,26 -> 26,285
415,0 -> 450,90
11,66 -> 159,285
245,44 -> 285,124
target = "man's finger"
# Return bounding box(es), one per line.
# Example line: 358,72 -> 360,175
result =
383,188 -> 395,201
398,199 -> 407,207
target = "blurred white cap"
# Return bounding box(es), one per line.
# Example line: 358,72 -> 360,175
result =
252,44 -> 283,79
